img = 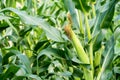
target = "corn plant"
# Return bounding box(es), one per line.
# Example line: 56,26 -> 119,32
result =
63,0 -> 120,80
0,0 -> 120,80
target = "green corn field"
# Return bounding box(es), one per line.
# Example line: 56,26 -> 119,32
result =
0,0 -> 120,80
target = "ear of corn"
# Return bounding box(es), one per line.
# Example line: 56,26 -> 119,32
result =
64,24 -> 89,64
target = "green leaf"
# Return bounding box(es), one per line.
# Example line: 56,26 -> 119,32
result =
72,0 -> 91,13
34,40 -> 50,52
114,67 -> 120,74
113,14 -> 120,22
114,27 -> 120,40
2,52 -> 15,65
0,15 -> 10,31
0,64 -> 20,79
2,49 -> 32,74
37,48 -> 65,59
72,67 -> 83,78
58,71 -> 72,77
0,15 -> 10,21
93,31 -> 104,52
6,0 -> 16,8
100,69 -> 113,80
19,26 -> 32,37
0,54 -> 2,74
90,0 -> 96,3
92,0 -> 118,37
11,50 -> 32,74
11,76 -> 26,80
0,8 -> 64,42
12,74 -> 42,80
25,74 -> 42,80
115,40 -> 120,54
102,36 -> 114,68
97,36 -> 115,80
100,1 -> 116,29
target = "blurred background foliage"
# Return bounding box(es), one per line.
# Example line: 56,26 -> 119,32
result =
0,0 -> 120,80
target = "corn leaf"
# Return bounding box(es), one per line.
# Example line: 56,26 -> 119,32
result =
0,8 -> 64,42
97,36 -> 115,80
92,0 -> 118,37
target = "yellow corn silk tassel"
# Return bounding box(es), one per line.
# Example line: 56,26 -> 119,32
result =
64,24 -> 89,64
